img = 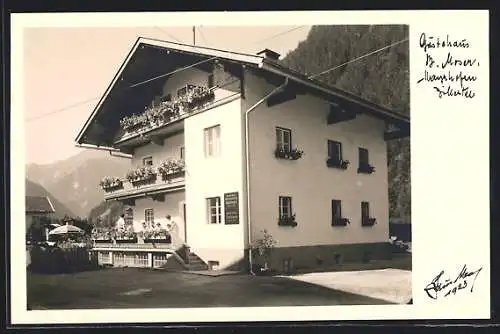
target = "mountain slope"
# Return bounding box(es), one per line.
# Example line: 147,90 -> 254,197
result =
25,179 -> 76,218
282,25 -> 410,222
26,149 -> 131,217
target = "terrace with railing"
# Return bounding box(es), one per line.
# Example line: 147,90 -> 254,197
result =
99,159 -> 186,200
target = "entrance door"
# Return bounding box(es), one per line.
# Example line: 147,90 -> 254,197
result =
183,203 -> 187,243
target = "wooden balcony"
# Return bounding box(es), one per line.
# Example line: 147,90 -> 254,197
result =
102,172 -> 185,202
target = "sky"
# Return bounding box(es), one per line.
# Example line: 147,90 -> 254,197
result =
24,26 -> 311,165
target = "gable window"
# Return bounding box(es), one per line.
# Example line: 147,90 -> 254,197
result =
180,146 -> 185,160
177,86 -> 187,97
278,196 -> 292,218
276,127 -> 292,152
161,94 -> 172,102
204,125 -> 221,158
207,197 -> 222,224
145,208 -> 154,227
143,156 -> 153,166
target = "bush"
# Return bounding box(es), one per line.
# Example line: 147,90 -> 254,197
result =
28,244 -> 97,274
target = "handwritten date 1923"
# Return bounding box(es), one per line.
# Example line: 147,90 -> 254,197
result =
424,265 -> 482,300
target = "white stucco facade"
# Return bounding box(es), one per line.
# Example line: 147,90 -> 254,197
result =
243,70 -> 390,249
184,97 -> 247,268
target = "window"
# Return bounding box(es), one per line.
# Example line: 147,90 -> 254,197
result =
145,208 -> 154,226
143,156 -> 153,166
125,208 -> 134,226
276,127 -> 292,151
177,86 -> 187,97
361,202 -> 370,219
204,125 -> 221,157
207,197 -> 222,224
208,73 -> 215,88
332,199 -> 342,219
279,196 -> 292,218
180,146 -> 185,160
359,148 -> 369,166
328,140 -> 342,161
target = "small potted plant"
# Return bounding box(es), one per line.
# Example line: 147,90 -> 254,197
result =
326,158 -> 350,170
252,229 -> 278,275
278,214 -> 298,227
358,163 -> 376,174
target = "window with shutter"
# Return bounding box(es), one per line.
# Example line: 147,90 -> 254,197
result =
361,202 -> 370,219
359,148 -> 369,166
328,140 -> 342,161
332,199 -> 342,219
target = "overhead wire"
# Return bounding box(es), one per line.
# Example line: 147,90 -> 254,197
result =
25,25 -> 310,122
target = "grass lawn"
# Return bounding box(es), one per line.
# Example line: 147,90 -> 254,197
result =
27,267 -> 395,309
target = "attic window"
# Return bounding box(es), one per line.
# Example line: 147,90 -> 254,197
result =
177,84 -> 198,97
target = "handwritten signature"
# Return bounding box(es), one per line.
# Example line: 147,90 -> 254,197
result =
424,265 -> 482,300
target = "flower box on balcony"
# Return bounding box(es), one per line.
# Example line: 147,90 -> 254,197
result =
357,163 -> 375,174
157,160 -> 186,181
278,215 -> 298,227
274,148 -> 304,161
130,174 -> 157,186
362,217 -> 377,227
99,177 -> 123,192
332,217 -> 350,227
326,158 -> 350,170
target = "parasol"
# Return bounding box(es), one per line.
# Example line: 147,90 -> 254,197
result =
48,223 -> 84,235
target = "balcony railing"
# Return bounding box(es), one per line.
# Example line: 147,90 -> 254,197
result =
99,160 -> 185,200
118,86 -> 216,141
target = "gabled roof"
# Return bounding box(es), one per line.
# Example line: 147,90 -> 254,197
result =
26,196 -> 55,214
75,37 -> 410,148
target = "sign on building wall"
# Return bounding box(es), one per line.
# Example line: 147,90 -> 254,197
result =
224,192 -> 239,225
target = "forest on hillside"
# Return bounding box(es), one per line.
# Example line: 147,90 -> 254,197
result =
282,25 -> 410,222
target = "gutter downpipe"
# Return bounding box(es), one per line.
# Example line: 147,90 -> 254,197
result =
245,76 -> 288,276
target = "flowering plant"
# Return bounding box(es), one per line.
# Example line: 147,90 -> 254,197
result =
157,159 -> 185,179
126,166 -> 156,183
357,163 -> 376,174
99,176 -> 123,190
119,85 -> 215,133
92,228 -> 112,240
326,158 -> 350,170
274,147 -> 304,160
